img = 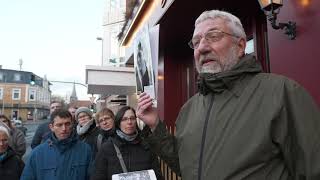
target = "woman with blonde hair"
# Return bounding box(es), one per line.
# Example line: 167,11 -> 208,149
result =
0,115 -> 26,158
0,125 -> 24,180
95,107 -> 115,151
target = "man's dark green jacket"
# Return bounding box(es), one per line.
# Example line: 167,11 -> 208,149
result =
147,55 -> 320,180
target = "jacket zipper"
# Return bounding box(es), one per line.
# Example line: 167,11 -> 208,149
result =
198,95 -> 214,180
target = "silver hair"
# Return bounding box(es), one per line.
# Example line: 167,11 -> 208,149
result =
195,10 -> 246,40
0,126 -> 10,139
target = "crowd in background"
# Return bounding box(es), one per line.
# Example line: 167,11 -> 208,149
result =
0,101 -> 161,180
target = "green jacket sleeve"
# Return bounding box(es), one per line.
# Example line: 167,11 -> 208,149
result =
272,81 -> 320,179
146,120 -> 181,175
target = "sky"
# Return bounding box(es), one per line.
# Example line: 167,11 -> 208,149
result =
0,0 -> 105,101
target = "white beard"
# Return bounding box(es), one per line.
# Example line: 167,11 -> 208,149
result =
196,45 -> 240,74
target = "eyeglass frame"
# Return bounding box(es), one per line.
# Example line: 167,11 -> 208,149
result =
188,29 -> 240,49
98,116 -> 113,124
121,116 -> 137,122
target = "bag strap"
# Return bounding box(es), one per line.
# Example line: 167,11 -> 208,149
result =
113,142 -> 128,173
96,134 -> 103,151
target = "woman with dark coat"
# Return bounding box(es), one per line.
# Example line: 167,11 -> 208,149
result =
91,106 -> 162,180
95,107 -> 115,151
0,115 -> 26,158
0,125 -> 24,180
75,107 -> 99,157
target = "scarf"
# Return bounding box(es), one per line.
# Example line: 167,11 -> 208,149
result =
76,119 -> 94,135
0,151 -> 7,162
116,129 -> 138,142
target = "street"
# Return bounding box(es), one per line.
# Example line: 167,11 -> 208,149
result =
22,120 -> 43,162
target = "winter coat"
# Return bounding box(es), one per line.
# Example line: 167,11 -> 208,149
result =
78,122 -> 99,157
0,147 -> 24,180
147,55 -> 320,180
8,127 -> 26,158
31,121 -> 51,149
96,128 -> 115,152
91,132 -> 162,180
21,132 -> 94,180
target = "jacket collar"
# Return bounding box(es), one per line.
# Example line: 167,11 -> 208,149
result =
0,147 -> 15,163
48,131 -> 78,153
197,55 -> 262,96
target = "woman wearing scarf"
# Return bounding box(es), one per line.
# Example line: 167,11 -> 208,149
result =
91,106 -> 162,180
0,125 -> 24,180
75,107 -> 99,157
95,107 -> 115,152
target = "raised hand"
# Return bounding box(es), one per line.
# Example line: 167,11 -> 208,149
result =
136,92 -> 159,130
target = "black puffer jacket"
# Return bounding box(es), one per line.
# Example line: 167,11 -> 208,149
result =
91,132 -> 162,180
0,147 -> 24,180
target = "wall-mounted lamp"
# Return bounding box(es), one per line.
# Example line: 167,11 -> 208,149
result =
257,0 -> 296,40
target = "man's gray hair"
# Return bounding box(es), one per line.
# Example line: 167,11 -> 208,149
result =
0,125 -> 10,139
195,10 -> 246,40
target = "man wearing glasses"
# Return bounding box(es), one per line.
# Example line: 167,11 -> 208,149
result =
31,101 -> 62,149
21,109 -> 93,180
137,10 -> 320,180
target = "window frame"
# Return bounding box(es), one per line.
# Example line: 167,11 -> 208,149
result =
12,88 -> 21,100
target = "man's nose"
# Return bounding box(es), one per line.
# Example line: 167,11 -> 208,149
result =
197,38 -> 211,53
62,125 -> 67,130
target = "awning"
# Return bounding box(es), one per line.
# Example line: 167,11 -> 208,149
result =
85,65 -> 136,95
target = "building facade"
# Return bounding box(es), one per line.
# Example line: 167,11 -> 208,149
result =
118,0 -> 320,128
102,0 -> 127,66
86,0 -> 139,112
0,69 -> 51,121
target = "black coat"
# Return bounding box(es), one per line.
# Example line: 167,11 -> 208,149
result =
91,133 -> 162,180
96,128 -> 115,152
31,121 -> 51,149
78,122 -> 99,157
0,147 -> 24,180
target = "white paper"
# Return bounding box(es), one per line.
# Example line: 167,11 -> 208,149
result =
112,169 -> 157,180
144,85 -> 155,100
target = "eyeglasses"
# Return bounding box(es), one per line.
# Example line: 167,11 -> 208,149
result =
122,116 -> 136,122
0,119 -> 9,124
0,139 -> 9,144
99,116 -> 113,123
188,30 -> 240,49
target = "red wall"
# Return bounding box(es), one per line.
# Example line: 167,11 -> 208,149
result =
268,0 -> 320,106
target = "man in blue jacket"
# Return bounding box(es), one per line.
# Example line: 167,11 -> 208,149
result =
21,109 -> 93,180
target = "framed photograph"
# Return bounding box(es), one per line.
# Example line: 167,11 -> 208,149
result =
112,169 -> 157,180
134,25 -> 155,100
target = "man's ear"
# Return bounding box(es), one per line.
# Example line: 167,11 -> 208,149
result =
49,123 -> 54,132
237,38 -> 246,57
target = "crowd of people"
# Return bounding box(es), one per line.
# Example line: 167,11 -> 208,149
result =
0,99 -> 162,180
1,9 -> 320,180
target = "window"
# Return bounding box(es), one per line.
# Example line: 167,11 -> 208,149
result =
29,89 -> 36,101
12,88 -> 21,100
14,73 -> 21,81
0,88 -> 3,100
0,73 -> 3,81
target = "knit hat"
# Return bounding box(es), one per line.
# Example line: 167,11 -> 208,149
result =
75,107 -> 93,121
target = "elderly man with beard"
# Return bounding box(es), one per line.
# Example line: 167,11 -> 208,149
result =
137,10 -> 320,180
